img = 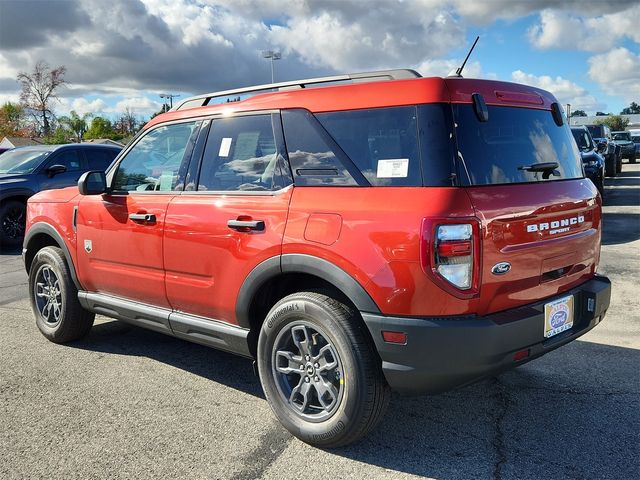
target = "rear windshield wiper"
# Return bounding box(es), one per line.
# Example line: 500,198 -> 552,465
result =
518,162 -> 560,179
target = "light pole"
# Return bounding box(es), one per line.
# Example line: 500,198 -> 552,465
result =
262,50 -> 282,83
566,103 -> 571,124
159,93 -> 180,111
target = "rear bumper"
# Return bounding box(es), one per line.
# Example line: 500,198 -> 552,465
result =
362,275 -> 611,394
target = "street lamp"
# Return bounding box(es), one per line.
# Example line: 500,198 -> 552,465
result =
262,50 -> 282,83
159,93 -> 180,111
566,103 -> 571,124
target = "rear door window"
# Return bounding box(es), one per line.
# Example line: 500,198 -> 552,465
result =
86,149 -> 119,171
453,105 -> 583,185
197,114 -> 287,191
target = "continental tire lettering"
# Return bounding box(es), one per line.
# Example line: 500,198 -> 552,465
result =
267,303 -> 302,329
311,420 -> 345,441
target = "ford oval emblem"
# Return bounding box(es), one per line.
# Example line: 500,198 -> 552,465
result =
491,262 -> 511,275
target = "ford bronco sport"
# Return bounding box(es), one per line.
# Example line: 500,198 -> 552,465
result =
23,69 -> 611,448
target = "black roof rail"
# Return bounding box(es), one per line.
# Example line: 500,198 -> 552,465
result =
172,69 -> 422,111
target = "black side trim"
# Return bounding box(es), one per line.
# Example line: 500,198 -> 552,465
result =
78,291 -> 251,356
235,254 -> 380,329
23,222 -> 82,290
79,292 -> 172,334
0,187 -> 35,203
169,312 -> 251,357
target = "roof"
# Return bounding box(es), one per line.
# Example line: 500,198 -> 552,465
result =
144,75 -> 559,130
84,138 -> 125,147
7,143 -> 121,153
0,137 -> 44,149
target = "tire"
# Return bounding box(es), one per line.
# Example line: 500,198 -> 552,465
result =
0,200 -> 26,248
257,292 -> 390,448
29,246 -> 95,343
630,154 -> 636,164
616,155 -> 622,174
604,155 -> 616,177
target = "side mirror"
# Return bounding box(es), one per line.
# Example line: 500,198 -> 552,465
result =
46,164 -> 67,177
78,171 -> 107,195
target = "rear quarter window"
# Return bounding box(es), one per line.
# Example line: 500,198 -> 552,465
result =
316,106 -> 420,186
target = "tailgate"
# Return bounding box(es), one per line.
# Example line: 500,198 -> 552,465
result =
467,179 -> 601,316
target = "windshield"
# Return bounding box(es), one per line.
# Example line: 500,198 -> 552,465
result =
586,125 -> 604,139
453,105 -> 583,185
0,149 -> 50,174
572,129 -> 594,151
612,132 -> 631,141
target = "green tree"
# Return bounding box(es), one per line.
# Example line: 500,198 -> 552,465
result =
59,110 -> 91,142
0,102 -> 28,137
84,116 -> 117,140
43,127 -> 72,144
17,61 -> 67,136
595,115 -> 630,131
620,102 -> 640,115
570,109 -> 587,117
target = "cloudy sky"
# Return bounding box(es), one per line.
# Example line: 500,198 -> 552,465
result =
0,0 -> 638,120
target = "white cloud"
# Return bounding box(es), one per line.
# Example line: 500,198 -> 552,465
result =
112,97 -> 163,116
511,70 -> 606,113
588,47 -> 640,103
268,5 -> 464,71
528,6 -> 640,52
415,59 -> 486,79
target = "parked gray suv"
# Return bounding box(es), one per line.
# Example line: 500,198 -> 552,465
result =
0,143 -> 120,247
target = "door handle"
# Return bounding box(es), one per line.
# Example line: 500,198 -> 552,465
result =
129,213 -> 156,223
227,219 -> 265,232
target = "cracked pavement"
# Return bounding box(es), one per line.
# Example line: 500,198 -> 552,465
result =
1,164 -> 638,479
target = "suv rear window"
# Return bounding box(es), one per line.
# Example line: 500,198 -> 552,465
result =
453,105 -> 583,185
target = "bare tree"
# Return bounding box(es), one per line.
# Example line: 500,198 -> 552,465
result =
17,61 -> 67,136
114,107 -> 138,136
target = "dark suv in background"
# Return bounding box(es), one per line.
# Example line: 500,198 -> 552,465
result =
586,124 -> 622,176
611,131 -> 636,164
571,126 -> 605,196
0,143 -> 120,247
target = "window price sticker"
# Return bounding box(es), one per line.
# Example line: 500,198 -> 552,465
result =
377,159 -> 409,178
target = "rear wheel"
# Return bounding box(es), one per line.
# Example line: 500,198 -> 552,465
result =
0,200 -> 26,248
257,292 -> 390,448
29,246 -> 95,343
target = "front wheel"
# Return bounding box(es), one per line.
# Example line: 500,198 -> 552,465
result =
29,246 -> 95,343
0,200 -> 26,248
257,292 -> 390,448
630,154 -> 636,164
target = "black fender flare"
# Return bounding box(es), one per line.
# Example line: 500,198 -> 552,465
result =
0,187 -> 35,203
23,222 -> 82,290
235,253 -> 380,329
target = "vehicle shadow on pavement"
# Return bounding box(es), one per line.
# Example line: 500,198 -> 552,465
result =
602,213 -> 640,245
603,168 -> 640,209
334,339 -> 638,479
0,245 -> 22,256
70,319 -> 264,398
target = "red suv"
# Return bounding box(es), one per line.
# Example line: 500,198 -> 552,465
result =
22,70 -> 611,447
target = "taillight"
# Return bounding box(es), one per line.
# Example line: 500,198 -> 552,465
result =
435,224 -> 473,289
421,218 -> 481,298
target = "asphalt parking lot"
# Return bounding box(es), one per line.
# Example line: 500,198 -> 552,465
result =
1,166 -> 639,480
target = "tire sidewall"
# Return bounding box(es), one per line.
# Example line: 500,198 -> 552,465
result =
258,295 -> 366,446
0,200 -> 26,247
29,248 -> 70,340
